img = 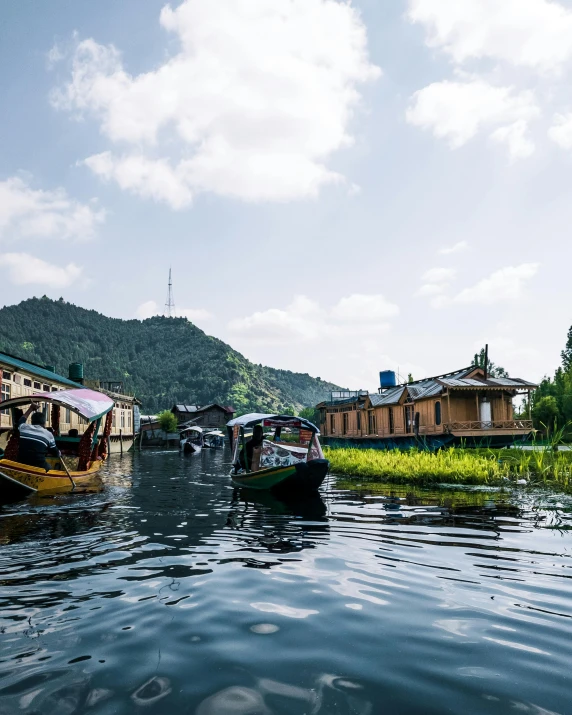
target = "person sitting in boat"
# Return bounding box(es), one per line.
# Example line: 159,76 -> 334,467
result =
17,403 -> 61,472
238,425 -> 264,472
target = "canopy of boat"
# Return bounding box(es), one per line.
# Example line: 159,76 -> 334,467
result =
0,388 -> 114,423
226,413 -> 319,433
180,425 -> 203,433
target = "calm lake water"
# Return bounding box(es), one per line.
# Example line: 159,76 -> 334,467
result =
1,450 -> 572,715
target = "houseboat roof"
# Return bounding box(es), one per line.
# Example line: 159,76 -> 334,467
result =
0,351 -> 80,388
319,366 -> 537,409
173,403 -> 234,414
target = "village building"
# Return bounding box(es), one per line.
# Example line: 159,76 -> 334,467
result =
0,352 -> 139,453
171,403 -> 235,429
317,366 -> 537,449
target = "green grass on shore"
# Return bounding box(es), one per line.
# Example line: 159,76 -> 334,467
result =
324,446 -> 572,490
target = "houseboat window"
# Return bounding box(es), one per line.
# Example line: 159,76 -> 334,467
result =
13,374 -> 20,384
51,386 -> 58,392
368,411 -> 376,434
65,408 -> 71,423
1,382 -> 10,414
342,413 -> 348,434
121,412 -> 125,429
2,371 -> 11,381
389,408 -> 395,434
435,401 -> 442,426
405,405 -> 414,434
356,411 -> 361,430
330,414 -> 335,434
33,381 -> 41,390
43,384 -> 50,392
23,378 -> 32,387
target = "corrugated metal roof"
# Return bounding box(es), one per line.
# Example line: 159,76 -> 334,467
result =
369,386 -> 406,406
439,377 -> 536,389
0,352 -> 80,388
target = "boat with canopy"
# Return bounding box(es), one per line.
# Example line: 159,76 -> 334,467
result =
179,425 -> 204,454
0,388 -> 115,500
226,414 -> 329,494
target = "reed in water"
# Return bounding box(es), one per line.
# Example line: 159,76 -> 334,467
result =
325,444 -> 572,490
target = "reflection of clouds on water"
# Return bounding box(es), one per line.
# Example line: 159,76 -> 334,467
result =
250,602 -> 318,619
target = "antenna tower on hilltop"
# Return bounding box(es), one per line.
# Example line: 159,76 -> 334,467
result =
164,267 -> 176,317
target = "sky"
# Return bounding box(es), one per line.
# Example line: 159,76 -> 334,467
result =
1,0 -> 571,392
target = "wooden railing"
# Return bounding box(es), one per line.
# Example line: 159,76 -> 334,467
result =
445,420 -> 533,432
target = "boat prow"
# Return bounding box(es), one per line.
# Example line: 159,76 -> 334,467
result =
0,469 -> 37,501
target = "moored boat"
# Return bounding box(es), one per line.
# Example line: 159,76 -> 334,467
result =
0,389 -> 115,500
226,414 -> 329,495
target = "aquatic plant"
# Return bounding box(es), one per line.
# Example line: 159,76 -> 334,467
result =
324,445 -> 572,490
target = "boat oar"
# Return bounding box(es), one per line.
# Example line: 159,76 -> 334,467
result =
60,455 -> 76,491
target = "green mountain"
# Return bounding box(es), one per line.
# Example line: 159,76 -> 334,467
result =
0,297 -> 340,413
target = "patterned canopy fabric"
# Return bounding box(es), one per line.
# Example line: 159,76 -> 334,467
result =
0,388 -> 114,422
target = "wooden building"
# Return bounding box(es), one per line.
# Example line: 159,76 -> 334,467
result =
0,353 -> 139,453
171,403 -> 234,428
317,366 -> 537,449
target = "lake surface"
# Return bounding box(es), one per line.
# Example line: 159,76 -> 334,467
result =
1,450 -> 572,714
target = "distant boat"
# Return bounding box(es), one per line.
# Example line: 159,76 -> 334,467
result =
226,414 -> 329,495
203,430 -> 225,449
179,425 -> 204,454
0,388 -> 115,501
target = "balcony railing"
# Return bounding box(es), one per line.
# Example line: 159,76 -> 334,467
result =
445,420 -> 533,432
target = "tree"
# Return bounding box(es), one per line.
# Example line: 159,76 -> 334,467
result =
299,407 -> 319,425
532,396 -> 560,434
562,326 -> 572,372
472,348 -> 508,378
157,410 -> 178,434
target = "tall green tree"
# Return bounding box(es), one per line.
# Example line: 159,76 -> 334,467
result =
472,348 -> 508,378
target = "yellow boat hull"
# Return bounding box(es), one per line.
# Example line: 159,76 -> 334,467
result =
0,458 -> 103,498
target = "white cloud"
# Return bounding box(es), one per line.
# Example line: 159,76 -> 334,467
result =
53,0 -> 380,206
406,1 -> 572,157
408,0 -> 572,72
0,253 -> 82,288
439,240 -> 468,255
135,300 -> 160,320
135,299 -> 211,324
490,119 -> 535,160
406,79 -> 539,150
229,293 -> 399,345
415,283 -> 445,297
416,267 -> 456,298
83,153 -> 193,210
451,263 -> 539,306
331,294 -> 399,323
422,267 -> 456,283
0,176 -> 105,241
548,112 -> 572,149
179,307 -> 212,322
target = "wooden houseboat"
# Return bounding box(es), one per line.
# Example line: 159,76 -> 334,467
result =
317,366 -> 537,449
171,403 -> 235,428
0,353 -> 139,453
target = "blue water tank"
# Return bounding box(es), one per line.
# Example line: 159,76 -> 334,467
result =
379,370 -> 397,389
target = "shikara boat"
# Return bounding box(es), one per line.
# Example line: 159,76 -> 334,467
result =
203,430 -> 225,449
179,425 -> 203,454
0,389 -> 115,501
226,414 -> 329,495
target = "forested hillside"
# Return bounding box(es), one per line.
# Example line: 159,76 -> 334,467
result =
0,298 -> 340,413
